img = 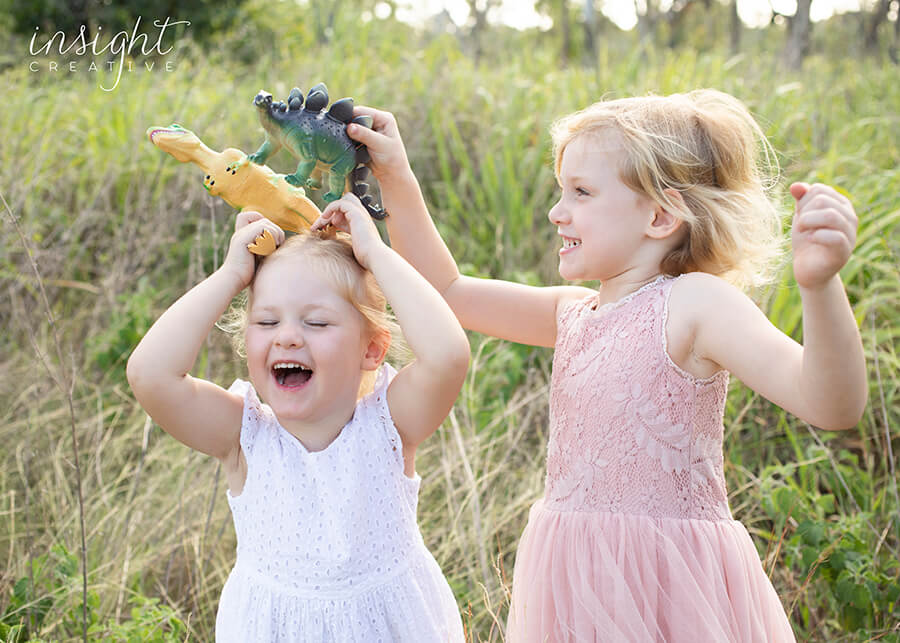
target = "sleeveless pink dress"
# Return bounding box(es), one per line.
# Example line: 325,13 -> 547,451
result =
507,276 -> 795,642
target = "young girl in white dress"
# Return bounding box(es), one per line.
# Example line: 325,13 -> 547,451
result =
127,194 -> 468,642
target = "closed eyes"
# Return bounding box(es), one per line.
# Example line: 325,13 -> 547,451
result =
253,320 -> 329,327
254,319 -> 330,328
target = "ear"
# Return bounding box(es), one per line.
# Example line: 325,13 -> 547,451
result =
645,189 -> 686,240
361,328 -> 391,371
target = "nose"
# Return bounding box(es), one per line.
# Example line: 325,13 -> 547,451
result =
274,321 -> 305,348
548,198 -> 568,225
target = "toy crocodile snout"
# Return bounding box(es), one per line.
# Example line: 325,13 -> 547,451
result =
148,123 -> 321,242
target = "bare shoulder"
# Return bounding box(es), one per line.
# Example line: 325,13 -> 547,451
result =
666,272 -> 753,378
669,272 -> 749,314
554,285 -> 597,319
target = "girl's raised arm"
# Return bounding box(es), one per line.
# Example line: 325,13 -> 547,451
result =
349,107 -> 593,348
126,213 -> 285,459
683,183 -> 866,431
313,196 -> 469,472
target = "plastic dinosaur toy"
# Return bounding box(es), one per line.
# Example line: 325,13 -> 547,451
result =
147,123 -> 320,255
250,83 -> 387,220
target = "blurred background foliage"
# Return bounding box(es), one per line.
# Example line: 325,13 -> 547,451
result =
1,0 -> 898,640
2,0 -> 244,42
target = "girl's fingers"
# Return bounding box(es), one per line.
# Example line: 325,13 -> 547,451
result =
328,214 -> 347,232
317,209 -> 349,233
322,193 -> 363,215
796,183 -> 853,211
340,192 -> 364,208
235,210 -> 264,230
242,218 -> 284,249
314,195 -> 372,236
269,221 -> 286,247
347,122 -> 390,147
795,208 -> 858,249
789,182 -> 810,202
316,195 -> 363,231
349,105 -> 399,142
795,207 -> 854,235
352,105 -> 397,131
809,228 -> 852,250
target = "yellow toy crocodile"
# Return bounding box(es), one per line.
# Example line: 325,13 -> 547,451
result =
148,124 -> 321,255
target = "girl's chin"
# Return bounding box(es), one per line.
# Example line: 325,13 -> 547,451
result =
557,264 -> 580,281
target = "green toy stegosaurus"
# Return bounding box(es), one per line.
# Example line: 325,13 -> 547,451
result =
249,82 -> 386,220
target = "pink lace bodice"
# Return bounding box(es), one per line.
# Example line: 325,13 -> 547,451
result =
545,276 -> 732,521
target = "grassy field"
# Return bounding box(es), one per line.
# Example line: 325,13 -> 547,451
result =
1,6 -> 899,641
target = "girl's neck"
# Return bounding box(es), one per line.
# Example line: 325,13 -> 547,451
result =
595,270 -> 666,307
277,405 -> 357,452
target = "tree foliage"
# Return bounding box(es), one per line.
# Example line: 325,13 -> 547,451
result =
3,0 -> 247,43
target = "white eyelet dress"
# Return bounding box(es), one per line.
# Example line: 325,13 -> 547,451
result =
216,364 -> 464,642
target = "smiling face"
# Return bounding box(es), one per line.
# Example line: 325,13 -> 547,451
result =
244,252 -> 379,436
548,133 -> 655,283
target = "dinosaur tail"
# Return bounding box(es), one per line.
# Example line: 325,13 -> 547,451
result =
349,165 -> 388,220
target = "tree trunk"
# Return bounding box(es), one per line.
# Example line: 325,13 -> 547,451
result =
558,0 -> 571,64
729,0 -> 741,54
891,4 -> 900,64
864,0 -> 891,53
636,0 -> 659,43
783,0 -> 812,70
582,0 -> 597,65
467,0 -> 496,61
311,0 -> 343,43
665,0 -> 697,48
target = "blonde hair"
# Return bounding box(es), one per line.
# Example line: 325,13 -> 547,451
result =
221,230 -> 405,397
551,90 -> 786,290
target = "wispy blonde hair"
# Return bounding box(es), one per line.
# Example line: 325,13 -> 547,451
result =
551,89 -> 786,290
220,230 -> 405,397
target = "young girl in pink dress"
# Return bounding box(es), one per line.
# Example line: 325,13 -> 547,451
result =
346,90 -> 867,641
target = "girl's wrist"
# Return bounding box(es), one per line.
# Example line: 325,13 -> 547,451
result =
358,239 -> 393,272
374,163 -> 417,192
797,273 -> 843,298
213,264 -> 251,295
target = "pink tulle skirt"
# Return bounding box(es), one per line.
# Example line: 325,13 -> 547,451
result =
507,500 -> 796,642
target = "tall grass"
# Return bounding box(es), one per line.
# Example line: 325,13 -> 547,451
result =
1,7 -> 898,641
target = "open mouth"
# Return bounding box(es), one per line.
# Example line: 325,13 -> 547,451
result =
272,362 -> 313,388
561,237 -> 582,250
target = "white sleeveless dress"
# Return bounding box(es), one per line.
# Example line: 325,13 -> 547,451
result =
215,364 -> 464,642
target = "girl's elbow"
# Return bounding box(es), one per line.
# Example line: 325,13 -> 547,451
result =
125,352 -> 145,391
452,331 -> 471,368
846,394 -> 869,429
416,327 -> 469,379
839,385 -> 869,429
439,335 -> 470,383
816,398 -> 867,431
450,346 -> 470,379
818,417 -> 862,432
126,350 -> 161,395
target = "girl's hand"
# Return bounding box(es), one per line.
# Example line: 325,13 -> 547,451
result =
790,182 -> 858,291
312,194 -> 384,269
347,106 -> 411,185
222,211 -> 285,288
